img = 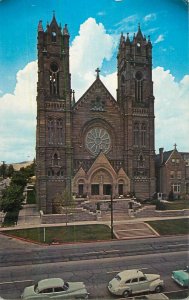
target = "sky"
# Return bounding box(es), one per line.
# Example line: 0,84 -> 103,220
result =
0,0 -> 188,163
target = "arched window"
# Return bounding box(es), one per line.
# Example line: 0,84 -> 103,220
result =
134,123 -> 139,146
51,31 -> 57,42
48,119 -> 54,144
135,71 -> 143,102
141,123 -> 146,146
138,154 -> 144,167
53,153 -> 59,166
47,169 -> 54,177
49,62 -> 59,95
57,119 -> 63,144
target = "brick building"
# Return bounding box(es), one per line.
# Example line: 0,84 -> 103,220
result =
155,145 -> 189,199
36,15 -> 156,213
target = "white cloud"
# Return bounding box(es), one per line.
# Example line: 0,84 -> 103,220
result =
70,18 -> 116,100
153,67 -> 189,151
154,34 -> 164,44
144,13 -> 156,22
0,61 -> 37,163
0,18 -> 188,163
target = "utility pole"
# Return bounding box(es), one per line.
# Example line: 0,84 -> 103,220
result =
110,185 -> 114,239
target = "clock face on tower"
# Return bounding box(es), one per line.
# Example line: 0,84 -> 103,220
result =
85,127 -> 111,155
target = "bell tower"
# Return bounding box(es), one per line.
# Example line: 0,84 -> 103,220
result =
117,24 -> 156,199
36,14 -> 72,213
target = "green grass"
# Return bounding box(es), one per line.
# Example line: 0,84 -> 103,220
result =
164,200 -> 189,210
147,218 -> 189,235
2,224 -> 112,243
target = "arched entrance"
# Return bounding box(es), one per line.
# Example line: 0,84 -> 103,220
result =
90,169 -> 113,197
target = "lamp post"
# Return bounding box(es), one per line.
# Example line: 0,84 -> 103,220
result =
110,184 -> 114,239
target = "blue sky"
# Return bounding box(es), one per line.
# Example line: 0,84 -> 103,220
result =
0,0 -> 188,163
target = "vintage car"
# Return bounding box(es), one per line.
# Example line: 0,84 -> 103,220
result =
21,278 -> 89,299
108,269 -> 164,298
172,266 -> 189,287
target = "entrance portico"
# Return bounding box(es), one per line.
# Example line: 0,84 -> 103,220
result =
73,152 -> 130,199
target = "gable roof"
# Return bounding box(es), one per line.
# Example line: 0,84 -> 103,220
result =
73,77 -> 119,112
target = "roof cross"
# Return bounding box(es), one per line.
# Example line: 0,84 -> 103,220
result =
95,67 -> 100,78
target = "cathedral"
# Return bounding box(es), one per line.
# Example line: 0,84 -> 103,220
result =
36,15 -> 156,214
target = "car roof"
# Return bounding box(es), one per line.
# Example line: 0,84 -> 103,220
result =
118,269 -> 144,279
38,278 -> 64,291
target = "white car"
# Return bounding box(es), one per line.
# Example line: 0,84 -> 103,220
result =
108,269 -> 164,298
21,278 -> 89,299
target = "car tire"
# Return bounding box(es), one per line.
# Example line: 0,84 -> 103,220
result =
155,285 -> 163,293
122,290 -> 131,298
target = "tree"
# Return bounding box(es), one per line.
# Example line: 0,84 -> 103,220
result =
0,184 -> 24,213
11,172 -> 27,190
6,164 -> 14,177
53,188 -> 75,226
0,161 -> 7,178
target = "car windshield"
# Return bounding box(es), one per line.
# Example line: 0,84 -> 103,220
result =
63,282 -> 69,291
115,275 -> 121,281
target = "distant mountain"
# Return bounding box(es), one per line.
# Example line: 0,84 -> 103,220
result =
12,161 -> 33,171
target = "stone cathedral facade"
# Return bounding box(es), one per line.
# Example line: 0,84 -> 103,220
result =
36,15 -> 156,214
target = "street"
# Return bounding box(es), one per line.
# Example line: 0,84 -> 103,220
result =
0,234 -> 188,299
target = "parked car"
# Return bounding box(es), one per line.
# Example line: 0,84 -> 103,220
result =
172,266 -> 189,287
128,293 -> 169,299
108,269 -> 164,298
21,278 -> 89,299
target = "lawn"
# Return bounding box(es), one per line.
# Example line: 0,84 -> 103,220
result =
147,218 -> 189,235
3,224 -> 112,244
164,200 -> 189,210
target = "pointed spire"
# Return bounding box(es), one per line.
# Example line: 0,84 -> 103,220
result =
49,11 -> 59,28
63,24 -> 69,35
38,20 -> 44,32
136,22 -> 143,39
72,90 -> 75,105
125,32 -> 130,45
147,35 -> 152,47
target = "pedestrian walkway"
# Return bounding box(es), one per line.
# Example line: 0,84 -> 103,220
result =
2,204 -> 161,239
113,222 -> 159,239
17,204 -> 41,226
1,204 -> 188,240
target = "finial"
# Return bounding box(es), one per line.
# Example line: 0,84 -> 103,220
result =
95,67 -> 100,78
53,10 -> 55,18
38,20 -> 43,32
148,35 -> 151,41
138,22 -> 140,30
63,23 -> 69,35
72,90 -> 75,104
174,143 -> 177,150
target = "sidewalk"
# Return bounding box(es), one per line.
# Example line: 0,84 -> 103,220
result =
1,204 -> 188,240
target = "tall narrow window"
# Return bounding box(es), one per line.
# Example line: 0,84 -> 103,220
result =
53,153 -> 58,166
51,31 -> 57,42
135,71 -> 143,102
141,123 -> 146,146
134,123 -> 139,146
48,119 -> 54,144
57,119 -> 63,144
49,62 -> 59,95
